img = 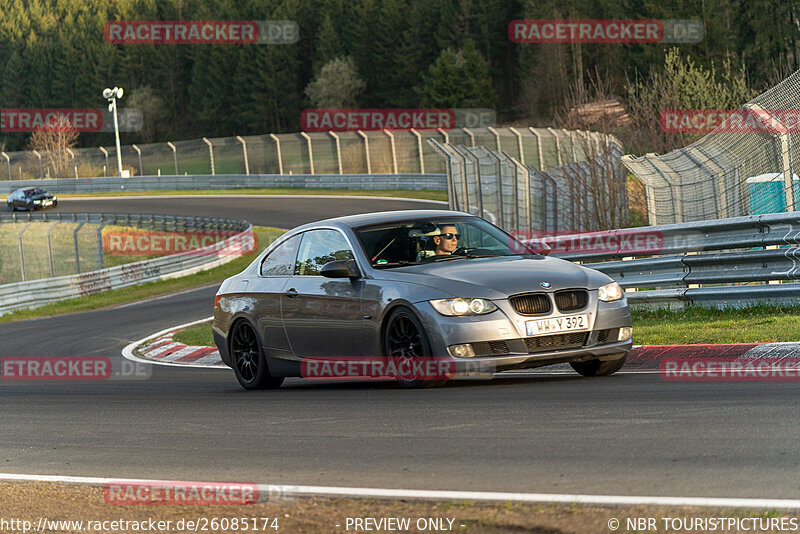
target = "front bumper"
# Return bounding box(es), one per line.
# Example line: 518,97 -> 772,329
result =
414,294 -> 632,372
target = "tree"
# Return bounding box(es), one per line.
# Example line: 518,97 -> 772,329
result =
417,40 -> 496,108
304,56 -> 366,108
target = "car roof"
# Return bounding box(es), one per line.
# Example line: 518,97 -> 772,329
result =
291,210 -> 475,232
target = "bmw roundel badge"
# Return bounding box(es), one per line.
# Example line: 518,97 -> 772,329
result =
540,282 -> 551,288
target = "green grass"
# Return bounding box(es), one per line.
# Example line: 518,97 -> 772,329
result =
631,304 -> 800,345
173,320 -> 214,346
170,304 -> 800,349
0,226 -> 286,324
57,187 -> 448,202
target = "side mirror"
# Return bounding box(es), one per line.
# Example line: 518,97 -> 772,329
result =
531,242 -> 551,256
320,259 -> 361,279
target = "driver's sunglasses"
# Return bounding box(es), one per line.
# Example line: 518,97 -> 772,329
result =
438,233 -> 461,239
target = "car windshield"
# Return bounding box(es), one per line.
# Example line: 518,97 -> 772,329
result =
24,188 -> 44,196
355,216 -> 534,268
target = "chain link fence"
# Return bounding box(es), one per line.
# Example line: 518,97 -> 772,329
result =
0,127 -> 578,180
623,68 -> 800,225
430,129 -> 628,234
0,212 -> 250,285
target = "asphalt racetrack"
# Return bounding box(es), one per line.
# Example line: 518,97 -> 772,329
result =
0,196 -> 798,499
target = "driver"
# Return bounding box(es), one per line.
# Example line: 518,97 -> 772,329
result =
432,225 -> 459,255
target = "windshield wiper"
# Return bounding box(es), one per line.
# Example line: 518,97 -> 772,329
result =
372,260 -> 420,268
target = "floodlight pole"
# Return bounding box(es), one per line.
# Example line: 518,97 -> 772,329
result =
103,87 -> 125,176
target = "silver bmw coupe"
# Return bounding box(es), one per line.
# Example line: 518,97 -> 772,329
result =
213,210 -> 632,389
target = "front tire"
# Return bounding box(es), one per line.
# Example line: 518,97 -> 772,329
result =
383,307 -> 446,388
570,353 -> 627,377
230,321 -> 284,390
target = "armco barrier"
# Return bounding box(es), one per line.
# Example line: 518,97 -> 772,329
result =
0,173 -> 447,195
0,212 -> 254,315
541,211 -> 800,308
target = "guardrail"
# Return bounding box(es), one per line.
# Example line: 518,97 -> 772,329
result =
0,173 -> 447,195
0,212 -> 253,315
536,211 -> 800,308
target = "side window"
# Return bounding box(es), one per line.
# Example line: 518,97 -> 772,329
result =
260,234 -> 301,276
295,229 -> 354,276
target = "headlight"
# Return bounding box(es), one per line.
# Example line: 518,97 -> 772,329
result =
430,298 -> 497,316
598,281 -> 623,302
33,200 -> 41,204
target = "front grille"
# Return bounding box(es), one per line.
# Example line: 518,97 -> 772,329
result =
596,328 -> 619,344
555,290 -> 588,312
524,332 -> 588,353
472,340 -> 510,357
510,293 -> 552,315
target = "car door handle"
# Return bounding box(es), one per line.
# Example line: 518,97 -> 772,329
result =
284,288 -> 298,298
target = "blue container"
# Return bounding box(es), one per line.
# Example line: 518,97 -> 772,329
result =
747,173 -> 800,215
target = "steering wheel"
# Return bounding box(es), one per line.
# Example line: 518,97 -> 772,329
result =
452,247 -> 469,256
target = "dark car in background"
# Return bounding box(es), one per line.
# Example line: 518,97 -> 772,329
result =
213,210 -> 632,390
6,187 -> 58,211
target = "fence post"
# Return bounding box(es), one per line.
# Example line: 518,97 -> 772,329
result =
1,152 -> 9,180
488,126 -> 502,152
47,221 -> 58,277
328,131 -> 343,174
167,142 -> 178,174
508,154 -> 529,232
356,130 -> 371,174
546,128 -> 563,166
96,222 -> 106,270
745,103 -> 796,211
527,128 -> 545,170
410,128 -> 424,174
202,137 -> 215,175
99,147 -> 109,177
269,134 -> 284,175
32,150 -> 44,178
236,136 -> 250,175
65,148 -> 78,178
132,144 -> 143,176
17,222 -> 32,281
427,138 -> 457,210
463,128 -> 475,147
383,129 -> 398,174
437,128 -> 449,144
300,132 -> 314,174
73,222 -> 85,273
509,127 -> 525,165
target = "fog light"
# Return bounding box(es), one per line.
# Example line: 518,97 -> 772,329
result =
448,343 -> 475,358
618,327 -> 632,341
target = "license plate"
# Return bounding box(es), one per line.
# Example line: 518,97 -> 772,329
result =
526,314 -> 588,336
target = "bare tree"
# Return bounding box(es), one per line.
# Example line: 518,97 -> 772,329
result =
556,74 -> 630,231
27,120 -> 79,178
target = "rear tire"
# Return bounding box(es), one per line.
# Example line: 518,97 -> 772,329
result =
570,353 -> 627,377
230,321 -> 284,390
383,307 -> 446,388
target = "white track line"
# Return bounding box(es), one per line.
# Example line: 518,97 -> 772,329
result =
61,194 -> 449,205
0,473 -> 797,509
122,316 -> 229,370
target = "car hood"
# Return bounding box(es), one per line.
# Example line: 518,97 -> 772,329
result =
377,256 -> 612,298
